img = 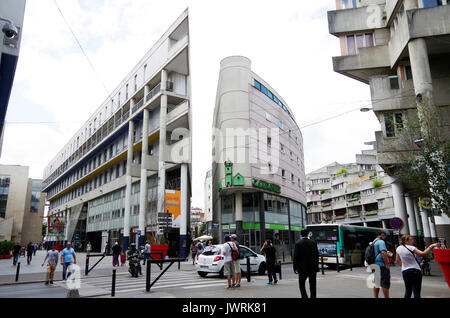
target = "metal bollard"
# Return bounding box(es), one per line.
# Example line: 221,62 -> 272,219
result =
15,262 -> 20,282
278,261 -> 282,280
85,255 -> 89,276
111,269 -> 116,297
246,256 -> 251,282
146,260 -> 151,292
336,253 -> 340,273
321,256 -> 325,275
349,255 -> 353,271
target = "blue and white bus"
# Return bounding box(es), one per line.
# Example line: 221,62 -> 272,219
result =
306,224 -> 399,268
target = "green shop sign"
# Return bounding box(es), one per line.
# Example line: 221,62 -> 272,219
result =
252,179 -> 281,193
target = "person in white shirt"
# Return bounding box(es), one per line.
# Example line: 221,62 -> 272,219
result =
222,234 -> 236,289
396,235 -> 438,298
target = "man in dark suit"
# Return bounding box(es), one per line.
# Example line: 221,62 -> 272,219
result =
293,229 -> 319,298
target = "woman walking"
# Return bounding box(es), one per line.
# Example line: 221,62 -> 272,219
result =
396,235 -> 438,298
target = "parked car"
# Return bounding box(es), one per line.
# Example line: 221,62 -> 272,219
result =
195,244 -> 266,277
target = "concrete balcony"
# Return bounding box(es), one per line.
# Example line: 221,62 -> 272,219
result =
328,5 -> 386,36
332,200 -> 347,210
333,45 -> 391,84
370,76 -> 416,112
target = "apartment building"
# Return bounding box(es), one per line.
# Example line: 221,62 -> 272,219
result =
211,56 -> 307,254
328,0 -> 450,244
190,207 -> 204,236
0,0 -> 26,157
0,165 -> 45,244
43,10 -> 192,257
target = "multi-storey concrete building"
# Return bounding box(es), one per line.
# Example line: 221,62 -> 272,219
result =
328,0 -> 450,244
306,143 -> 439,245
43,10 -> 192,257
190,207 -> 204,236
0,0 -> 26,157
211,56 -> 307,254
0,165 -> 45,244
203,168 -> 212,235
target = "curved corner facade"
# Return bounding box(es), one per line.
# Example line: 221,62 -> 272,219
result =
212,56 -> 307,254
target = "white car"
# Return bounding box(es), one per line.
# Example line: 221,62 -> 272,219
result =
195,244 -> 266,277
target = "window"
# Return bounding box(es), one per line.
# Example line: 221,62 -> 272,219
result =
126,84 -> 129,100
134,74 -> 138,92
265,112 -> 271,121
405,66 -> 413,80
0,176 -> 11,218
261,85 -> 269,95
388,76 -> 400,89
347,33 -> 374,55
384,113 -> 404,137
254,79 -> 261,90
280,143 -> 284,153
279,121 -> 283,129
422,0 -> 443,7
291,173 -> 295,182
282,169 -> 286,178
267,137 -> 272,147
346,35 -> 356,55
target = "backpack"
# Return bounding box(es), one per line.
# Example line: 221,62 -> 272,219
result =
228,243 -> 240,261
364,239 -> 381,265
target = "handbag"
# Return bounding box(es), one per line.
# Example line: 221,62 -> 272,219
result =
274,262 -> 281,273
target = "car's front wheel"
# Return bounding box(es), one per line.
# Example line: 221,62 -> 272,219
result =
258,262 -> 266,275
198,271 -> 208,277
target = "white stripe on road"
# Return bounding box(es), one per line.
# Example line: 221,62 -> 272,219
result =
113,280 -> 225,293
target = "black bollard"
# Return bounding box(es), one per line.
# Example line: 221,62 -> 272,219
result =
349,255 -> 353,271
85,255 -> 89,276
278,261 -> 282,280
246,256 -> 251,282
321,256 -> 325,275
111,269 -> 116,297
336,253 -> 340,273
146,260 -> 151,292
15,262 -> 20,282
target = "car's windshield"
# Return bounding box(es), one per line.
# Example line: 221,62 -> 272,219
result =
202,246 -> 220,255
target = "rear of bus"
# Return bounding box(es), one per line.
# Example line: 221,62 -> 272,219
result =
306,225 -> 344,268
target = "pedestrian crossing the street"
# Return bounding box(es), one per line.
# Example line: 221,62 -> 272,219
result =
76,271 -> 227,294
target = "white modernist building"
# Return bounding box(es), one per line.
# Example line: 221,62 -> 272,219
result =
43,10 -> 192,257
203,168 -> 212,234
211,56 -> 307,255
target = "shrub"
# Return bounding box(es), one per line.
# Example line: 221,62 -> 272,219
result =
336,168 -> 348,176
373,179 -> 384,188
0,241 -> 14,255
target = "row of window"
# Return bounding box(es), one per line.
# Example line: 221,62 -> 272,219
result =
254,79 -> 295,122
346,33 -> 374,56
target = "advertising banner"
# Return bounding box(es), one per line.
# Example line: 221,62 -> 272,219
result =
48,216 -> 66,237
164,190 -> 181,228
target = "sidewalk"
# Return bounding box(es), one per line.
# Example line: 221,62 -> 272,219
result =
0,250 -> 193,285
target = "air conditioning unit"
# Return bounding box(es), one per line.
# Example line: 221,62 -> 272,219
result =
166,81 -> 174,92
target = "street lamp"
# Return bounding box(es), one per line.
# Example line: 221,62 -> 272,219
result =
360,107 -> 373,112
0,17 -> 18,39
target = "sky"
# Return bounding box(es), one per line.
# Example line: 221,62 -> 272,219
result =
1,0 -> 381,209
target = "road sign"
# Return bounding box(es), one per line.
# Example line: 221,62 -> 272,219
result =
390,217 -> 404,230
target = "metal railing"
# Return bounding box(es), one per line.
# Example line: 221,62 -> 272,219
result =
145,83 -> 161,103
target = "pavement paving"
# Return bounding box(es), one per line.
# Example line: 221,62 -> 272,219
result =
1,250 -> 449,298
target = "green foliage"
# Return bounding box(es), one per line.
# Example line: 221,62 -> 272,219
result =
320,189 -> 327,194
373,179 -> 384,188
0,241 -> 14,255
390,95 -> 450,217
199,223 -> 206,236
336,168 -> 348,176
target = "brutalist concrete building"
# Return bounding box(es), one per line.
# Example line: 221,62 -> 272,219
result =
328,0 -> 450,244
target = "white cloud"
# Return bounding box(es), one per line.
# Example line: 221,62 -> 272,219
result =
2,0 -> 381,209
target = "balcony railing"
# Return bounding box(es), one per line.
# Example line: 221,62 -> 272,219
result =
146,83 -> 161,103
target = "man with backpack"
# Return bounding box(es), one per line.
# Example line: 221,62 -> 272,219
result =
366,232 -> 391,298
261,239 -> 278,286
222,234 -> 237,289
230,234 -> 241,288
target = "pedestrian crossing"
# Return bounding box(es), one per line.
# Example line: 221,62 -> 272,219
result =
78,271 -> 226,294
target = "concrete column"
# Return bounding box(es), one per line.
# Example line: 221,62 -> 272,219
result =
65,209 -> 70,242
413,198 -> 423,234
391,181 -> 409,235
138,108 -> 150,247
123,120 -> 134,252
382,219 -> 387,229
179,163 -> 188,259
429,216 -> 438,242
157,70 -> 168,233
419,203 -> 432,247
405,194 -> 418,240
235,191 -> 243,240
404,0 -> 419,10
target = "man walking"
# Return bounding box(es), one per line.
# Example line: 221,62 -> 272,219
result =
26,242 -> 34,265
11,242 -> 21,266
60,242 -> 77,281
293,230 -> 319,298
372,231 -> 391,298
112,242 -> 122,267
42,245 -> 59,285
230,234 -> 241,288
222,234 -> 236,289
260,240 -> 278,285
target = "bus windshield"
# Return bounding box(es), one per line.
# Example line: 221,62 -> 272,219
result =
308,226 -> 339,242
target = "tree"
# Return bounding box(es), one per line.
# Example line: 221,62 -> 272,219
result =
391,95 -> 450,217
